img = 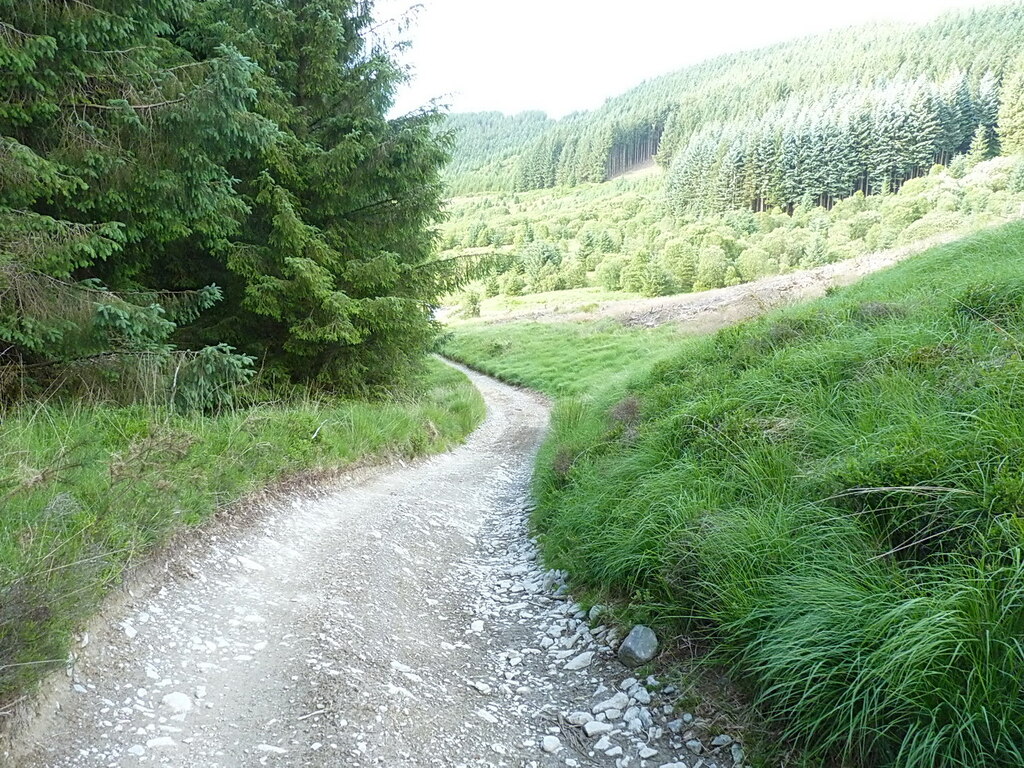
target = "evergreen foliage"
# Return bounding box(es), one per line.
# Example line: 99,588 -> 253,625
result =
0,0 -> 263,399
445,4 -> 1024,209
997,58 -> 1024,154
665,73 -> 1007,215
440,157 -> 1024,306
0,0 -> 457,400
444,111 -> 553,193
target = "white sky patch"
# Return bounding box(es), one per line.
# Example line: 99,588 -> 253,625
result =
376,0 -> 1011,117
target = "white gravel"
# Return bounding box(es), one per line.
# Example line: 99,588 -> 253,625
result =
4,364 -> 744,768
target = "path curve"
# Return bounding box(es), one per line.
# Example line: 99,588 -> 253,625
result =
5,366 -> 743,768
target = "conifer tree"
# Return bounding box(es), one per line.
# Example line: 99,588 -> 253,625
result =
178,0 -> 456,389
0,0 -> 268,398
976,70 -> 1001,128
910,84 -> 943,172
967,123 -> 996,165
997,62 -> 1024,154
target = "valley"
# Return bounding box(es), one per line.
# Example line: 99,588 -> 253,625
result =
4,2 -> 1024,767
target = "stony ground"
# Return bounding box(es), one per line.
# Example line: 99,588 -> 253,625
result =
5,366 -> 745,768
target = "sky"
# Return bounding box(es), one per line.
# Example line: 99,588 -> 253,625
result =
376,0 -> 1010,118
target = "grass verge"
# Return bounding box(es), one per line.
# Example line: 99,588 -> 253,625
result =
442,321 -> 687,398
442,222 -> 1024,768
0,359 -> 484,701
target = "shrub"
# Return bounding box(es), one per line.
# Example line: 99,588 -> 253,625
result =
459,291 -> 481,318
595,256 -> 627,291
693,245 -> 730,290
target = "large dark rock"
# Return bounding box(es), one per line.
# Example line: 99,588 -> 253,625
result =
617,625 -> 659,667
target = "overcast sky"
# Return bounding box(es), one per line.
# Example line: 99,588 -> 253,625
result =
376,0 -> 1011,118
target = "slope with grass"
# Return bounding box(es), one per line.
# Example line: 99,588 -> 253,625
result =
442,156 -> 1024,317
442,222 -> 1024,768
0,360 -> 484,703
442,322 -> 688,397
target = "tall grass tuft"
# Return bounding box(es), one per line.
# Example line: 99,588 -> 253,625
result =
447,220 -> 1024,767
0,359 -> 484,700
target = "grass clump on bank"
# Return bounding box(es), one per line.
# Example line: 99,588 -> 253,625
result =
0,360 -> 484,700
444,221 -> 1024,768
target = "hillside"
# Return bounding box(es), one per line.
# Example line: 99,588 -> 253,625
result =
437,4 -> 1024,325
443,221 -> 1024,768
437,6 -> 1024,766
439,155 -> 1024,320
446,3 -> 1024,205
442,111 -> 553,193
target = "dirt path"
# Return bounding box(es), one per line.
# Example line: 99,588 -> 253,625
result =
4,366 -> 742,768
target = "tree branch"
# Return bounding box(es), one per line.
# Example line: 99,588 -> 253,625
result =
338,197 -> 401,219
67,93 -> 194,112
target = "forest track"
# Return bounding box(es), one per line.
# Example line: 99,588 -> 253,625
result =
3,366 -> 741,768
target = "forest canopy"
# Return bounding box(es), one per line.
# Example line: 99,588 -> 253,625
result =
445,3 -> 1024,209
0,0 -> 459,402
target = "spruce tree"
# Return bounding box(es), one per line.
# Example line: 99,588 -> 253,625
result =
179,0 -> 456,389
976,70 -> 1001,128
997,61 -> 1024,154
0,0 -> 268,398
967,123 -> 996,165
909,84 -> 943,172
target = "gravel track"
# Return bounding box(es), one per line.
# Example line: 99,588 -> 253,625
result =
5,366 -> 743,768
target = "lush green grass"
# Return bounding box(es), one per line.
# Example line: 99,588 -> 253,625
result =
444,222 -> 1024,768
0,359 -> 484,699
443,321 -> 687,398
445,286 -> 642,325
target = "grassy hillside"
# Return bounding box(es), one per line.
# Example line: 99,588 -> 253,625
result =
442,222 -> 1024,767
443,321 -> 686,397
0,360 -> 484,700
441,156 -> 1024,311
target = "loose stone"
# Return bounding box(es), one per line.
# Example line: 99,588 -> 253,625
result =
731,743 -> 747,764
564,651 -> 594,671
593,691 -> 629,713
566,711 -> 593,725
617,625 -> 659,667
583,721 -> 614,737
159,693 -> 192,715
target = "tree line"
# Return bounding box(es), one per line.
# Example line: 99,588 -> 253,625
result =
666,70 -> 1014,215
0,0 -> 457,404
445,4 -> 1024,199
